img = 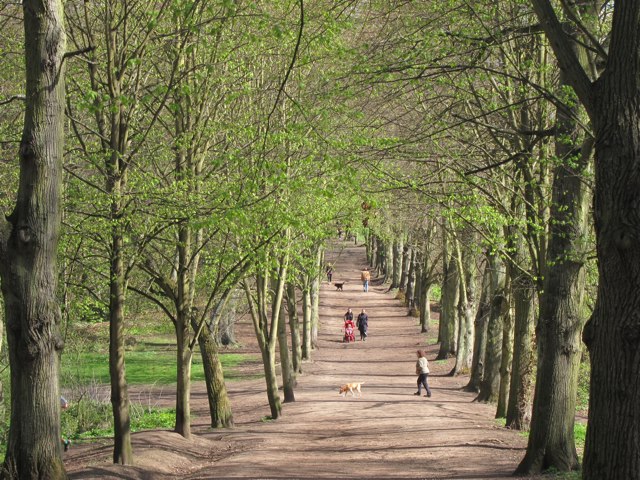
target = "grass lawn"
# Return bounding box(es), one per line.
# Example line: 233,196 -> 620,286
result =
61,350 -> 256,385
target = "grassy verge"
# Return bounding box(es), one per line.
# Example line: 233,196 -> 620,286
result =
61,350 -> 256,385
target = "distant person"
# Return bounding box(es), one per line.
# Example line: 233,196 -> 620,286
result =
326,265 -> 333,282
361,268 -> 371,292
356,309 -> 368,341
414,350 -> 432,398
344,308 -> 353,322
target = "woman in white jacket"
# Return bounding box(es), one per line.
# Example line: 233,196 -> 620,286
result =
414,350 -> 432,397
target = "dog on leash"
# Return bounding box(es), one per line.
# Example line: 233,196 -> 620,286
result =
334,282 -> 346,291
338,382 -> 364,397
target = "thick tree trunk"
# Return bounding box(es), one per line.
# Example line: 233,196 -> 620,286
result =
523,2 -> 640,476
437,251 -> 459,360
418,278 -> 432,334
399,244 -> 410,291
0,2 -> 68,476
506,272 -> 536,430
516,64 -> 592,475
466,259 -> 490,392
496,286 -> 513,418
476,254 -> 507,404
452,237 -> 476,376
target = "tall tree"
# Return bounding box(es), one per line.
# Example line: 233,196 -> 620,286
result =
524,2 -> 640,478
0,0 -> 67,477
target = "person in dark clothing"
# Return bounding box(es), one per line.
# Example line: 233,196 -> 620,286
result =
356,309 -> 368,341
344,308 -> 353,322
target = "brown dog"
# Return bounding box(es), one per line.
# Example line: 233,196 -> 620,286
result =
334,282 -> 345,291
338,382 -> 364,397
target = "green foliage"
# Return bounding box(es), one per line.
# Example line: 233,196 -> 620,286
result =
576,358 -> 590,412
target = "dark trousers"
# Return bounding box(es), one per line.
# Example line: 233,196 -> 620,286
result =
417,373 -> 431,396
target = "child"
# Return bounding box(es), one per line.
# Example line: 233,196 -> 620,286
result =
414,350 -> 432,397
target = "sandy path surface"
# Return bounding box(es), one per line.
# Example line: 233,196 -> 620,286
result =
66,241 -> 536,479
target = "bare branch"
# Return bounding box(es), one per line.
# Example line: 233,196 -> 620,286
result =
0,95 -> 25,106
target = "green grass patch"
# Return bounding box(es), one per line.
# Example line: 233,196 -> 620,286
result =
62,351 -> 257,385
574,422 -> 586,450
576,359 -> 590,412
61,400 -> 177,441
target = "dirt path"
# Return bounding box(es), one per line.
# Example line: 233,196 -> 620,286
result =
67,241 -> 536,479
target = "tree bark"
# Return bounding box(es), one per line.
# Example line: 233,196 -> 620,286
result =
506,270 -> 536,430
516,37 -> 593,473
466,259 -> 490,392
286,282 -> 302,374
310,246 -> 322,350
391,239 -> 402,289
0,1 -> 68,476
194,317 -> 233,428
528,2 -> 640,475
437,249 -> 459,360
108,229 -> 133,463
277,301 -> 295,402
301,279 -> 311,360
476,254 -> 507,404
452,235 -> 476,376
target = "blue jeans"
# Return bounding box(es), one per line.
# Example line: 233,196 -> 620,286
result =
363,280 -> 369,292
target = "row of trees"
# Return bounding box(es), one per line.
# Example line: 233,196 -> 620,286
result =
0,0 -> 372,477
347,1 -> 639,479
2,0 -> 640,479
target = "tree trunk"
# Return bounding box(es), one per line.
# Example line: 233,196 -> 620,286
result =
301,280 -> 311,360
496,281 -> 513,418
391,239 -> 402,289
526,2 -> 640,476
399,244 -> 410,292
516,64 -> 592,475
277,302 -> 295,402
174,319 -> 192,438
244,251 -> 288,419
506,271 -> 536,430
452,236 -> 476,376
476,254 -> 507,404
0,2 -> 68,476
194,318 -> 233,428
108,222 -> 133,464
418,277 -> 432,334
405,247 -> 416,308
437,250 -> 459,360
310,247 -> 322,350
466,259 -> 490,392
286,283 -> 302,374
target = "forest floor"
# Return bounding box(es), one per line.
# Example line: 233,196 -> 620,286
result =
65,240 -> 546,479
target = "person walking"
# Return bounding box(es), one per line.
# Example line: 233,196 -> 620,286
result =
326,265 -> 333,282
356,309 -> 368,341
361,268 -> 371,292
344,308 -> 353,322
414,350 -> 432,397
